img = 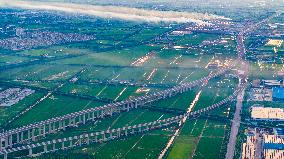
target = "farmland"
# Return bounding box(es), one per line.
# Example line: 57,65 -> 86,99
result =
0,2 -> 279,159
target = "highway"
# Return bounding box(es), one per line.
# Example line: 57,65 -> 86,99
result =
0,84 -> 245,159
237,11 -> 282,59
0,68 -> 228,149
225,80 -> 245,159
225,11 -> 281,159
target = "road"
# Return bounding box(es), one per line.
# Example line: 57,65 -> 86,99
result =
225,80 -> 245,159
225,11 -> 282,159
255,131 -> 263,159
237,11 -> 282,59
157,87 -> 204,159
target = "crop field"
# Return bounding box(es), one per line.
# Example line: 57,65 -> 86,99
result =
0,90 -> 45,126
14,75 -> 238,159
0,55 -> 32,66
245,13 -> 284,65
166,76 -> 238,159
248,62 -> 284,79
0,7 -> 244,159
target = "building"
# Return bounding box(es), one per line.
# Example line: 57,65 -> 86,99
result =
241,128 -> 284,159
242,135 -> 256,159
262,80 -> 283,88
263,149 -> 284,159
274,128 -> 284,136
263,135 -> 284,159
249,88 -> 272,101
273,87 -> 284,101
251,106 -> 284,121
252,79 -> 261,87
0,88 -> 35,107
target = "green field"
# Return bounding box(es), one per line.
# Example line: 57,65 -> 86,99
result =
0,6 -> 248,159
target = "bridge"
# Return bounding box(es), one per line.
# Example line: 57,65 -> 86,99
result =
0,82 -> 246,159
0,68 -> 228,150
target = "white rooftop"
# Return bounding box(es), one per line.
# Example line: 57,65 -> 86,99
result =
251,107 -> 284,121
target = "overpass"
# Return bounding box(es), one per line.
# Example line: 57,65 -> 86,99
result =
0,68 -> 228,150
0,83 -> 246,159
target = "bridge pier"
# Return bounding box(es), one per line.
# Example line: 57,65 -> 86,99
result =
92,112 -> 95,121
117,129 -> 121,138
62,141 -> 65,149
44,145 -> 47,153
4,152 -> 7,159
0,139 -> 2,151
58,121 -> 61,130
52,142 -> 56,151
131,127 -> 135,134
95,133 -> 98,142
127,103 -> 130,111
78,138 -> 82,146
108,108 -> 113,115
8,135 -> 12,148
38,127 -> 42,136
145,125 -> 149,131
62,120 -> 66,131
69,139 -> 73,147
48,123 -> 52,133
52,122 -> 56,132
102,131 -> 106,141
86,136 -> 90,145
109,130 -> 115,139
83,115 -> 86,124
124,128 -> 128,136
43,125 -> 46,137
27,130 -> 30,141
68,118 -> 72,126
87,113 -> 90,120
31,129 -> 35,141
16,132 -> 20,143
21,132 -> 24,142
78,116 -> 82,124
73,117 -> 76,126
28,148 -> 33,157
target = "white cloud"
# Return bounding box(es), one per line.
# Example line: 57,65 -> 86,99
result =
0,0 -> 231,24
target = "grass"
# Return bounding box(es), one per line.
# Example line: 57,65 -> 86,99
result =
34,132 -> 171,159
10,94 -> 106,127
0,92 -> 45,127
164,76 -> 237,159
0,55 -> 31,66
0,64 -> 83,82
167,136 -> 198,159
0,8 -> 244,159
193,137 -> 223,159
150,88 -> 198,111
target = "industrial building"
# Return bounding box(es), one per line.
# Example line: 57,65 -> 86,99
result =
272,87 -> 284,101
241,129 -> 284,159
251,106 -> 284,121
242,135 -> 256,159
263,135 -> 284,159
262,80 -> 283,88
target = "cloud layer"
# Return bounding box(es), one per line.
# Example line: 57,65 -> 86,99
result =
0,0 -> 230,24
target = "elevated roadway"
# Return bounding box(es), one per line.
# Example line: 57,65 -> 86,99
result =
0,83 -> 246,159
